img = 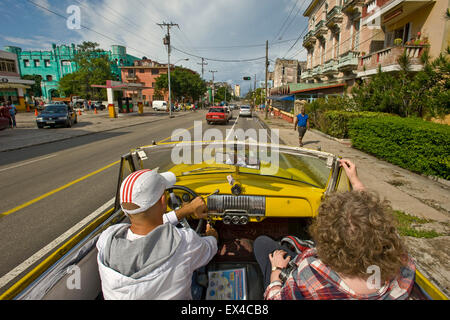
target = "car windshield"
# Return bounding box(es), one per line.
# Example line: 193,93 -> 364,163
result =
241,106 -> 250,109
43,105 -> 67,113
131,142 -> 335,189
209,108 -> 225,113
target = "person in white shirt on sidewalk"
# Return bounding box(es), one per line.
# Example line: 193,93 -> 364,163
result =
97,169 -> 218,300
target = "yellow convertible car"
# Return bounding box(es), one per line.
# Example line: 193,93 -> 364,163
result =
1,141 -> 446,300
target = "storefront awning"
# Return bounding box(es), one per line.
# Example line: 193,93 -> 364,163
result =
0,83 -> 31,89
267,95 -> 294,101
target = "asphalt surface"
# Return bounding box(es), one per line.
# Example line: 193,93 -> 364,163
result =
0,108 -> 265,293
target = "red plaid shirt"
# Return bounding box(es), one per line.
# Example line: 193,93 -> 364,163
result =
264,248 -> 416,300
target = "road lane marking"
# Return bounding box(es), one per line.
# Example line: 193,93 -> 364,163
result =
0,121 -> 200,218
0,198 -> 115,289
0,155 -> 57,173
225,115 -> 240,141
0,161 -> 120,217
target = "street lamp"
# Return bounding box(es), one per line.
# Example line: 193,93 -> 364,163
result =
168,58 -> 189,118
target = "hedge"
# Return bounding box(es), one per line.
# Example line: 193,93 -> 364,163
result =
315,111 -> 385,139
349,117 -> 450,180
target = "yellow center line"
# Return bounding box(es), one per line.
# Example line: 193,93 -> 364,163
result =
0,122 -> 200,218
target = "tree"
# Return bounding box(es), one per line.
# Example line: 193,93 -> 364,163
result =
23,74 -> 43,97
58,41 -> 113,100
154,67 -> 206,102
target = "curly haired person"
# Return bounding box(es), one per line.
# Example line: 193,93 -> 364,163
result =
254,159 -> 415,300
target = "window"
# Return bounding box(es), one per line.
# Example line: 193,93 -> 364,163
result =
151,69 -> 159,75
23,59 -> 30,67
139,69 -> 145,73
44,60 -> 51,67
34,59 -> 40,67
128,69 -> 135,76
0,59 -> 17,73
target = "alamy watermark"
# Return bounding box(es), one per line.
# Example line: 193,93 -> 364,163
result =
66,5 -> 81,30
170,121 -> 280,175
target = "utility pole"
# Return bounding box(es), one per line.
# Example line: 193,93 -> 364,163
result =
197,57 -> 208,79
209,70 -> 217,105
157,21 -> 179,118
265,40 -> 269,119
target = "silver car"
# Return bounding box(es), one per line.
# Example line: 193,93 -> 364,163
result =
239,105 -> 252,117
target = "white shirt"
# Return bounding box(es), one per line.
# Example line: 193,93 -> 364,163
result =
97,211 -> 217,300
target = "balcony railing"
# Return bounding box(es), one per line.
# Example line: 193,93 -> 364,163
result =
322,59 -> 339,75
326,5 -> 343,21
342,0 -> 364,13
303,30 -> 317,47
358,45 -> 427,72
313,20 -> 328,38
300,69 -> 313,80
338,51 -> 359,71
312,65 -> 323,77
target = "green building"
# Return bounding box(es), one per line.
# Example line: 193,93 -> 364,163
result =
4,44 -> 139,101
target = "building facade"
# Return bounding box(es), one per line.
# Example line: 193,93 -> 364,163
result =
234,84 -> 241,97
301,0 -> 448,87
0,50 -> 34,110
272,58 -> 305,88
120,59 -> 169,104
4,44 -> 139,101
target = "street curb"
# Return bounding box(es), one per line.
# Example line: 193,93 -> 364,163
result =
255,113 -> 288,146
309,128 -> 352,146
0,112 -> 191,153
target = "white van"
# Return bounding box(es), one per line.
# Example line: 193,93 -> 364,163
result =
153,100 -> 167,111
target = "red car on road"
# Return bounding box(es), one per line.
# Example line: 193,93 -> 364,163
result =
206,106 -> 230,125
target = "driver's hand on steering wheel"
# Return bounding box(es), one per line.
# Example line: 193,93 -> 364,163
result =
184,196 -> 208,219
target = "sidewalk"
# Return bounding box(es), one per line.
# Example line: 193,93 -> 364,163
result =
257,111 -> 450,297
0,107 -> 188,152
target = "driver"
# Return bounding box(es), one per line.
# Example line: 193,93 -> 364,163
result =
96,169 -> 219,300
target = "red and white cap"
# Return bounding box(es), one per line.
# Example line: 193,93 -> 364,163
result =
120,169 -> 176,215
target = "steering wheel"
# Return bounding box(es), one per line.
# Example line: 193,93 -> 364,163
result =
167,185 -> 206,234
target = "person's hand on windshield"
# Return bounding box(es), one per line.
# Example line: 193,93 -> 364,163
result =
339,159 -> 365,191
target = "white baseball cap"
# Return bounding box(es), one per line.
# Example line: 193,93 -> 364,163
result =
120,169 -> 176,215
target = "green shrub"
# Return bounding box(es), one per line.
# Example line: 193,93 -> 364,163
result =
320,111 -> 384,139
349,117 -> 450,179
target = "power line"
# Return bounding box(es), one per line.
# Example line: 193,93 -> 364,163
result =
272,0 -> 299,42
277,0 -> 309,43
25,0 -> 161,61
172,46 -> 266,63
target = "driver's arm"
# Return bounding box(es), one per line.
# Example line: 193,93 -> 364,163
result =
162,197 -> 207,225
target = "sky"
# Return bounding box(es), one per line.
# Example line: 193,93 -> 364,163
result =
0,0 -> 310,95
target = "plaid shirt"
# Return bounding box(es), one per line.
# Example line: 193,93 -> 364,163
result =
264,248 -> 416,300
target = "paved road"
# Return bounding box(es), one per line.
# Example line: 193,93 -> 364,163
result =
0,109 -> 266,293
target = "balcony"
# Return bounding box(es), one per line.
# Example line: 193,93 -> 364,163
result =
342,0 -> 364,15
313,20 -> 328,38
338,51 -> 359,71
300,69 -> 313,81
326,5 -> 344,30
357,44 -> 427,77
322,59 -> 339,76
303,30 -> 317,48
312,65 -> 323,79
362,0 -> 432,26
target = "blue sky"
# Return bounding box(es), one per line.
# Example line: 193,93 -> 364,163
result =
0,0 -> 309,95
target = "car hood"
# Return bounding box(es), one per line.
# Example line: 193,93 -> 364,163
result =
39,112 -> 68,117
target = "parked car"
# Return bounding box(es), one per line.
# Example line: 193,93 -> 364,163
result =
239,105 -> 252,117
153,100 -> 168,111
93,101 -> 106,111
36,104 -> 77,128
206,106 -> 230,124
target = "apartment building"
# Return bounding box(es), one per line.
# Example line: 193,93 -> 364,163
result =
120,59 -> 169,104
301,0 -> 447,87
0,50 -> 34,110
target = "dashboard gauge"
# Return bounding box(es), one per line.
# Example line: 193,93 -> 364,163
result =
182,193 -> 191,202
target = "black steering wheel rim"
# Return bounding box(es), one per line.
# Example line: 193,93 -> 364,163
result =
167,185 -> 205,234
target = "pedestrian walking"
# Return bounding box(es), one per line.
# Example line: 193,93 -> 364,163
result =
294,106 -> 309,147
7,101 -> 17,128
